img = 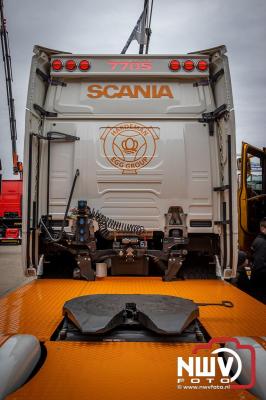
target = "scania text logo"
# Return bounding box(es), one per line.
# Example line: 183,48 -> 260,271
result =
100,122 -> 159,174
87,84 -> 173,99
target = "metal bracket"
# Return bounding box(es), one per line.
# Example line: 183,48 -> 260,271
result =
75,254 -> 95,281
36,68 -> 67,87
162,237 -> 188,253
33,104 -> 58,118
193,79 -> 210,87
211,68 -> 224,85
198,103 -> 228,136
214,220 -> 229,225
163,257 -> 184,282
193,69 -> 224,88
30,132 -> 79,142
47,131 -> 80,142
213,185 -> 229,192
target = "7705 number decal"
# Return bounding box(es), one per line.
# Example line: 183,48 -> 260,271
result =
107,61 -> 152,71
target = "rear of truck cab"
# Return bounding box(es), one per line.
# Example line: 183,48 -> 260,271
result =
22,45 -> 237,280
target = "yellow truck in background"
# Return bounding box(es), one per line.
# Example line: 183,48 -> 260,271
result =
238,142 -> 266,251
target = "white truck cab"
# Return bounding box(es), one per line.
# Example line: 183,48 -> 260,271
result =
22,45 -> 238,280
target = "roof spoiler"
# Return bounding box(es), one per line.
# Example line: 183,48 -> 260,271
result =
33,44 -> 227,59
189,44 -> 227,56
33,45 -> 71,58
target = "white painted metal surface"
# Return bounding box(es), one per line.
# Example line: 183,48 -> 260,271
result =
0,334 -> 41,399
22,46 -> 238,276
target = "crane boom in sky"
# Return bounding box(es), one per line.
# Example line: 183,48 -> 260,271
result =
0,0 -> 22,176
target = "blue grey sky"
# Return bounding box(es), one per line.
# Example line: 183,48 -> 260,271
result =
0,0 -> 266,177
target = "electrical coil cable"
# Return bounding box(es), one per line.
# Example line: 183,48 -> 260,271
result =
40,217 -> 64,242
90,209 -> 145,239
40,208 -> 145,242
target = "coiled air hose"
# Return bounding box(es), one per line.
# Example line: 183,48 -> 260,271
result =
90,209 -> 145,239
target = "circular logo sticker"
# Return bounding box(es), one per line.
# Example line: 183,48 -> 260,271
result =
100,122 -> 159,174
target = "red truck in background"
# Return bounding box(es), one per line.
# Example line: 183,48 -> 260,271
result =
0,179 -> 22,244
0,1 -> 23,245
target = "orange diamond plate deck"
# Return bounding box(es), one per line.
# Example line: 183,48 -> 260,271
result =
1,278 -> 265,399
1,278 -> 266,340
7,341 -> 257,400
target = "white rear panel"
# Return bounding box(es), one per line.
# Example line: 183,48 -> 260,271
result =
44,72 -> 216,233
47,119 -> 214,232
23,47 -> 237,275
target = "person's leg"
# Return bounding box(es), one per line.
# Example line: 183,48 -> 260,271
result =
250,271 -> 266,304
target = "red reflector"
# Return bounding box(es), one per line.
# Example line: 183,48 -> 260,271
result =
169,59 -> 181,71
183,60 -> 195,71
51,59 -> 63,71
65,59 -> 77,71
197,60 -> 208,71
79,60 -> 90,71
